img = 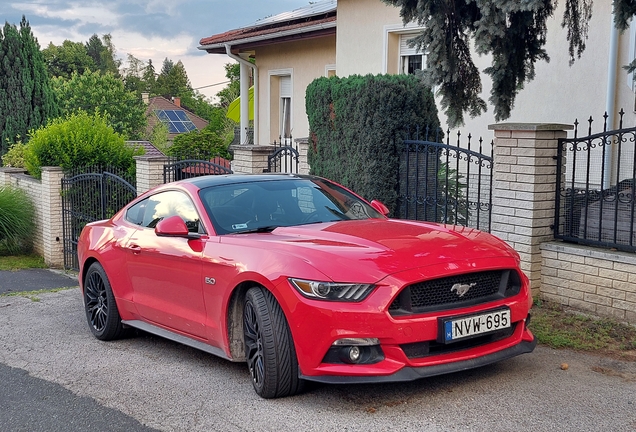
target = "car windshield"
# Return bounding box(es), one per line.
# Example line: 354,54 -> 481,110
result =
199,177 -> 384,234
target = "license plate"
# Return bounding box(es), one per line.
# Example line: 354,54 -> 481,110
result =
440,308 -> 510,343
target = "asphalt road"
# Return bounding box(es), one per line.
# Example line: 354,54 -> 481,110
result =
0,288 -> 635,431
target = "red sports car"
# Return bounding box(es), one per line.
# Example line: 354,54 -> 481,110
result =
77,174 -> 536,398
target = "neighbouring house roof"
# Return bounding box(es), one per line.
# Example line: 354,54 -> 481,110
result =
145,96 -> 209,140
126,140 -> 165,157
198,0 -> 336,54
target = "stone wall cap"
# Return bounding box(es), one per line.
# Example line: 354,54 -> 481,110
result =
231,144 -> 277,151
134,155 -> 170,161
41,166 -> 64,172
488,123 -> 574,131
0,167 -> 28,173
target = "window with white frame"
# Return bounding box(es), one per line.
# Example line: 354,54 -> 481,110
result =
399,33 -> 425,75
280,75 -> 292,139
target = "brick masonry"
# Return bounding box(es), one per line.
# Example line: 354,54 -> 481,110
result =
541,242 -> 636,322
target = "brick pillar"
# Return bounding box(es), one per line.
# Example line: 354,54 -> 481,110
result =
488,123 -> 573,295
230,145 -> 276,174
297,138 -> 310,175
135,155 -> 169,195
40,167 -> 65,268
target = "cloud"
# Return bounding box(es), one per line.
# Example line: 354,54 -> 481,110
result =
2,0 -> 312,97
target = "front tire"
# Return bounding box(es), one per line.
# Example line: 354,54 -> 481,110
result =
83,262 -> 125,341
243,287 -> 304,398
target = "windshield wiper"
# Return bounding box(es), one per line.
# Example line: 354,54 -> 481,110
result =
234,225 -> 280,234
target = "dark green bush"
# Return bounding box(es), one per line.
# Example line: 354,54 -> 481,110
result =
306,74 -> 441,214
23,111 -> 142,178
0,186 -> 35,255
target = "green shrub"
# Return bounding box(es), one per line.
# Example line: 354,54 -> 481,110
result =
0,186 -> 36,255
306,74 -> 441,214
167,126 -> 232,160
1,141 -> 27,168
23,111 -> 143,178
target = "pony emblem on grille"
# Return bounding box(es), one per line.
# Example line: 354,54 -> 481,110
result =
451,282 -> 476,297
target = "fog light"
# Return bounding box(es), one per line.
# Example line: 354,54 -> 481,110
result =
348,346 -> 361,363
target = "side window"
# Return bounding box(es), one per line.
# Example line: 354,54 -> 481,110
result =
141,190 -> 202,233
125,199 -> 147,226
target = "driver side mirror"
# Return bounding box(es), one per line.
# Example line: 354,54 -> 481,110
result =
370,200 -> 390,216
155,215 -> 200,239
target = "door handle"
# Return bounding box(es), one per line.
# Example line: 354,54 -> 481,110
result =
128,244 -> 142,254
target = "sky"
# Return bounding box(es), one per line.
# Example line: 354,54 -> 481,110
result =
1,0 -> 312,100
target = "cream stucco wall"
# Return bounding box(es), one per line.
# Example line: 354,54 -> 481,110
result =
460,0 -> 636,141
254,35 -> 336,144
336,0 -> 636,143
336,0 -> 404,77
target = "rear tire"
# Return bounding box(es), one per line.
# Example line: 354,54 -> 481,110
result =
243,286 -> 304,398
83,262 -> 125,341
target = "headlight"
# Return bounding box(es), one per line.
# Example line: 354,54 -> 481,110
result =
289,278 -> 375,302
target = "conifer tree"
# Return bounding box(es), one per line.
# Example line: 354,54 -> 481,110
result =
0,16 -> 58,154
382,0 -> 632,127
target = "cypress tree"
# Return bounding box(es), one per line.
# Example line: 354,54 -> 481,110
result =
0,16 -> 58,154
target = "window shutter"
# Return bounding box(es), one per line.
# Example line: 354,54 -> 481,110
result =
400,33 -> 421,56
280,76 -> 292,98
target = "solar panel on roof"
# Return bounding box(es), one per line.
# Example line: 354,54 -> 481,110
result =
250,0 -> 336,27
154,109 -> 197,134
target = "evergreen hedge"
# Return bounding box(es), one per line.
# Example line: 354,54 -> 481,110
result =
306,74 -> 441,214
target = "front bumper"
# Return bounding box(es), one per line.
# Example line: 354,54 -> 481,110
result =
277,262 -> 535,382
301,336 -> 537,384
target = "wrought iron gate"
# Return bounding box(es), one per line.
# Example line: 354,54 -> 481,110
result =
265,136 -> 299,173
62,171 -> 137,271
396,129 -> 493,232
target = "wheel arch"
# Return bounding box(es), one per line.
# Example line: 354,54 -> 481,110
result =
226,280 -> 259,361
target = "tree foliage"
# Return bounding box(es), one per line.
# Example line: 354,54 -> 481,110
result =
23,111 -> 142,178
51,70 -> 147,139
0,16 -> 58,154
382,0 -> 632,127
43,33 -> 120,79
167,126 -> 232,160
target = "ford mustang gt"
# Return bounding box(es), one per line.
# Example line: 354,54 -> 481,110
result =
77,173 -> 536,398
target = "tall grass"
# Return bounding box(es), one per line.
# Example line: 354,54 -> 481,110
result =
0,186 -> 36,255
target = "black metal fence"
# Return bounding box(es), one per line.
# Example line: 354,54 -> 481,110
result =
61,167 -> 137,271
396,127 -> 493,232
555,110 -> 636,252
163,157 -> 233,183
265,136 -> 299,174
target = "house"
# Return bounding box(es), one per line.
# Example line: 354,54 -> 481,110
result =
199,0 -> 636,143
143,94 -> 209,141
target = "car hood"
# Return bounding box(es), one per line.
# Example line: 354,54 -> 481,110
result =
220,219 -> 519,283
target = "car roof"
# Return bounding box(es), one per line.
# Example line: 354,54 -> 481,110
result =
182,173 -> 315,188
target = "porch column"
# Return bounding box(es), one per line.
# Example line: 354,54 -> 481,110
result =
488,123 -> 573,295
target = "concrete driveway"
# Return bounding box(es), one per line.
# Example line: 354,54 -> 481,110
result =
0,289 -> 635,431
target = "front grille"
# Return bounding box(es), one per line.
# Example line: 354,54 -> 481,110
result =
401,323 -> 518,359
389,270 -> 521,316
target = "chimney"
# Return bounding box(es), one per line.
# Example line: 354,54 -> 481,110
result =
173,97 -> 181,107
141,92 -> 149,104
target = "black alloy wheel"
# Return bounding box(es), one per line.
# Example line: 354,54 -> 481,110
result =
243,286 -> 304,398
83,262 -> 125,341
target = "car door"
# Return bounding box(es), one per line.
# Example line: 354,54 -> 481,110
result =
124,190 -> 208,339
